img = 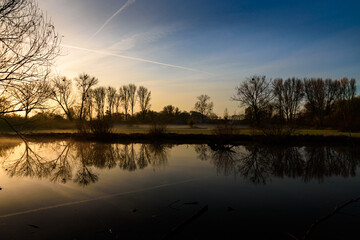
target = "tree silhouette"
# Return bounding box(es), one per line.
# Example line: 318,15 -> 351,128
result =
232,75 -> 272,126
137,86 -> 151,120
75,73 -> 98,120
106,86 -> 117,116
10,80 -> 51,119
0,0 -> 60,114
50,76 -> 75,120
194,94 -> 214,123
128,84 -> 137,117
119,85 -> 130,119
273,78 -> 304,122
93,87 -> 106,119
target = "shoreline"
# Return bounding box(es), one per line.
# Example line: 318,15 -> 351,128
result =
0,132 -> 358,146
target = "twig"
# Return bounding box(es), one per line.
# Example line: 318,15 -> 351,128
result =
302,196 -> 360,240
168,200 -> 181,211
0,117 -> 27,142
162,205 -> 208,239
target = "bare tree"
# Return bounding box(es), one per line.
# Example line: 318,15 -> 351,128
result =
272,78 -> 285,120
106,86 -> 117,116
119,85 -> 130,119
128,84 -> 137,117
339,77 -> 356,102
283,78 -> 304,122
137,86 -> 151,120
194,94 -> 214,123
0,0 -> 60,102
84,88 -> 94,120
75,73 -> 98,120
304,78 -> 325,124
93,87 -> 106,119
273,78 -> 304,122
0,96 -> 10,114
338,77 -> 356,133
304,78 -> 339,126
232,75 -> 272,126
10,79 -> 51,119
50,76 -> 75,120
324,78 -> 340,115
114,92 -> 121,114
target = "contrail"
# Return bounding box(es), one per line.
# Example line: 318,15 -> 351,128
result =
61,44 -> 213,75
0,178 -> 205,218
89,0 -> 136,40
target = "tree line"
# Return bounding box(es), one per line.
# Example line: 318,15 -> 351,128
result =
233,76 -> 359,131
0,71 -> 219,128
49,74 -> 152,122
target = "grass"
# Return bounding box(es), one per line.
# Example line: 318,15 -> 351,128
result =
295,129 -> 360,137
0,123 -> 359,137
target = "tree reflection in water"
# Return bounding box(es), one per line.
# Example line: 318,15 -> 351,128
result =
50,143 -> 73,184
1,141 -> 359,186
0,141 -> 172,187
4,141 -> 53,179
196,144 -> 360,184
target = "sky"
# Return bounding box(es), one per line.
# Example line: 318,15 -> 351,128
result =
37,0 -> 360,115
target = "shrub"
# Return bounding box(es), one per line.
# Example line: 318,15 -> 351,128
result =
76,117 -> 114,136
187,118 -> 197,128
148,121 -> 167,135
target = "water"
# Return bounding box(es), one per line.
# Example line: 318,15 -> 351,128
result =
0,140 -> 359,239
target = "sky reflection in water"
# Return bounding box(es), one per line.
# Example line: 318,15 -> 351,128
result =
0,141 -> 359,239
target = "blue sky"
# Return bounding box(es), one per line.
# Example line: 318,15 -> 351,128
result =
37,0 -> 360,114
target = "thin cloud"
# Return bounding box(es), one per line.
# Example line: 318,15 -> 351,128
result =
60,44 -> 213,75
89,0 -> 136,40
108,25 -> 179,52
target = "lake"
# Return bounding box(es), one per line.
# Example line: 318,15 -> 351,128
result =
0,139 -> 359,239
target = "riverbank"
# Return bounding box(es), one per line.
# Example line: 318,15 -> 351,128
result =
1,132 -> 359,146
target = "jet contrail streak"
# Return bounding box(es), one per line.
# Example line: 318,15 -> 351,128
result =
0,177 -> 205,218
89,0 -> 136,40
61,44 -> 213,75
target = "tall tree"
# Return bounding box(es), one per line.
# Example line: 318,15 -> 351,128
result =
114,92 -> 121,114
161,105 -> 180,122
106,86 -> 117,116
50,77 -> 75,120
304,78 -> 324,122
0,0 -> 60,104
339,77 -> 356,102
232,76 -> 272,126
75,73 -> 98,120
128,84 -> 137,117
93,87 -> 106,119
273,78 -> 304,122
194,94 -> 214,123
272,78 -> 285,121
84,89 -> 94,120
324,78 -> 340,115
119,85 -> 130,119
283,78 -> 304,122
137,86 -> 151,120
10,80 -> 51,119
338,77 -> 357,132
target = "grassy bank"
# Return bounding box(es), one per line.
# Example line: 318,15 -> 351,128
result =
0,132 -> 358,146
1,124 -> 359,137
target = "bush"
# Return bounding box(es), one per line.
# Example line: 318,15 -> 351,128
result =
212,120 -> 238,136
148,121 -> 167,135
187,118 -> 197,128
76,117 -> 113,136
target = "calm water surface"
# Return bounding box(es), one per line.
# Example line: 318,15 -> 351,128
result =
0,140 -> 359,239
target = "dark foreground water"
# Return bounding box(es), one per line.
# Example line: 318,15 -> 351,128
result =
0,140 -> 359,239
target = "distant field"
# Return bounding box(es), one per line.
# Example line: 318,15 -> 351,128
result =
1,124 -> 359,137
